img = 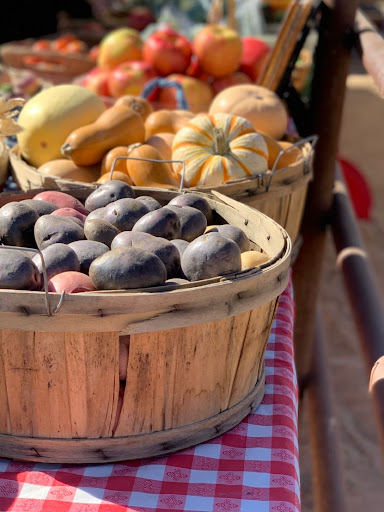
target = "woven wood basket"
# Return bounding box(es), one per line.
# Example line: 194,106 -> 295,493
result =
0,187 -> 291,464
10,135 -> 314,243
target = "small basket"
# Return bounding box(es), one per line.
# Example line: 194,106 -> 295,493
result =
0,41 -> 95,84
0,186 -> 291,464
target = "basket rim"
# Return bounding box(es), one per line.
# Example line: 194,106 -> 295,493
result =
0,188 -> 292,333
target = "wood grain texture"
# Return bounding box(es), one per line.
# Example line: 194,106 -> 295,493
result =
0,368 -> 265,464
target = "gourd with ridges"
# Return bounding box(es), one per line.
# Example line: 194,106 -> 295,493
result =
171,113 -> 268,187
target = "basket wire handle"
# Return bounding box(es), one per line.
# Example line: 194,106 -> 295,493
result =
267,134 -> 319,192
0,245 -> 65,316
110,155 -> 188,192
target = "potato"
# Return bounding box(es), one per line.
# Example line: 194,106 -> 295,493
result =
0,248 -> 41,290
181,232 -> 241,281
33,191 -> 89,216
103,198 -> 149,231
85,180 -> 135,212
69,240 -> 109,274
112,231 -> 181,278
165,205 -> 207,242
135,195 -> 162,212
21,199 -> 59,216
170,239 -> 189,258
34,215 -> 85,250
32,243 -> 80,280
0,202 -> 38,247
206,224 -> 251,252
48,271 -> 96,293
168,193 -> 213,224
87,207 -> 106,221
51,208 -> 87,224
132,207 -> 181,240
83,218 -> 119,247
89,246 -> 167,290
241,250 -> 270,270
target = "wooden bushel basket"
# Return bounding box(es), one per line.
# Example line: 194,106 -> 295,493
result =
10,135 -> 315,244
0,187 -> 291,464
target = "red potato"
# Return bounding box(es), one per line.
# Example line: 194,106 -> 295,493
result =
51,208 -> 87,224
48,271 -> 96,293
33,191 -> 89,216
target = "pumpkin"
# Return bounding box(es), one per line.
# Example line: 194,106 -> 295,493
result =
208,84 -> 288,140
171,113 -> 268,187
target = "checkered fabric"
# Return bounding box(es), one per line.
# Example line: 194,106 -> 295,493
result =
0,278 -> 299,512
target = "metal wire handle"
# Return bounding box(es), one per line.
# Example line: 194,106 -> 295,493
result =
266,134 -> 319,192
110,155 -> 188,192
0,245 -> 65,316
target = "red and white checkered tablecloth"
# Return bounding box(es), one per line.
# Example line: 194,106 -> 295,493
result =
0,279 -> 299,512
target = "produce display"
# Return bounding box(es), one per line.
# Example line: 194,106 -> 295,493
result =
9,80 -> 304,194
0,185 -> 271,293
79,24 -> 272,111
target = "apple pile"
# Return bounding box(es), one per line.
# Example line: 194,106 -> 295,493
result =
80,24 -> 271,112
0,186 -> 270,293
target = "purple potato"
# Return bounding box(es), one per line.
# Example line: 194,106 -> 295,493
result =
85,180 -> 135,212
170,239 -> 189,258
132,207 -> 181,240
206,224 -> 251,252
83,218 -> 119,248
34,215 -> 85,250
89,246 -> 167,290
87,207 -> 106,221
0,248 -> 41,290
103,198 -> 149,231
0,201 -> 39,247
166,204 -> 207,241
21,199 -> 59,216
168,193 -> 213,224
32,243 -> 80,280
68,240 -> 109,274
136,195 -> 162,211
112,231 -> 180,278
181,232 -> 241,281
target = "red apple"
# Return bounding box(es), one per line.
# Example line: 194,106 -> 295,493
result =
108,60 -> 157,98
97,28 -> 143,70
193,24 -> 242,78
81,67 -> 111,97
239,37 -> 271,82
185,55 -> 212,82
212,71 -> 252,95
126,6 -> 154,31
157,74 -> 214,113
143,26 -> 192,76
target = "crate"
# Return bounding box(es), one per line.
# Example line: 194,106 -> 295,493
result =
0,187 -> 291,464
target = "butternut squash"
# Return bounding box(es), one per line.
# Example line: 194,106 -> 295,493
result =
61,105 -> 145,166
144,109 -> 194,138
114,95 -> 153,121
126,144 -> 180,188
37,159 -> 100,183
100,145 -> 134,184
97,171 -> 134,185
145,132 -> 175,162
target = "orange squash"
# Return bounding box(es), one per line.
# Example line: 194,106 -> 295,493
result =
144,109 -> 194,138
114,95 -> 153,121
145,132 -> 175,162
208,84 -> 288,140
61,105 -> 145,166
97,171 -> 134,185
37,159 -> 100,183
172,113 -> 268,187
100,145 -> 134,184
126,144 -> 180,188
